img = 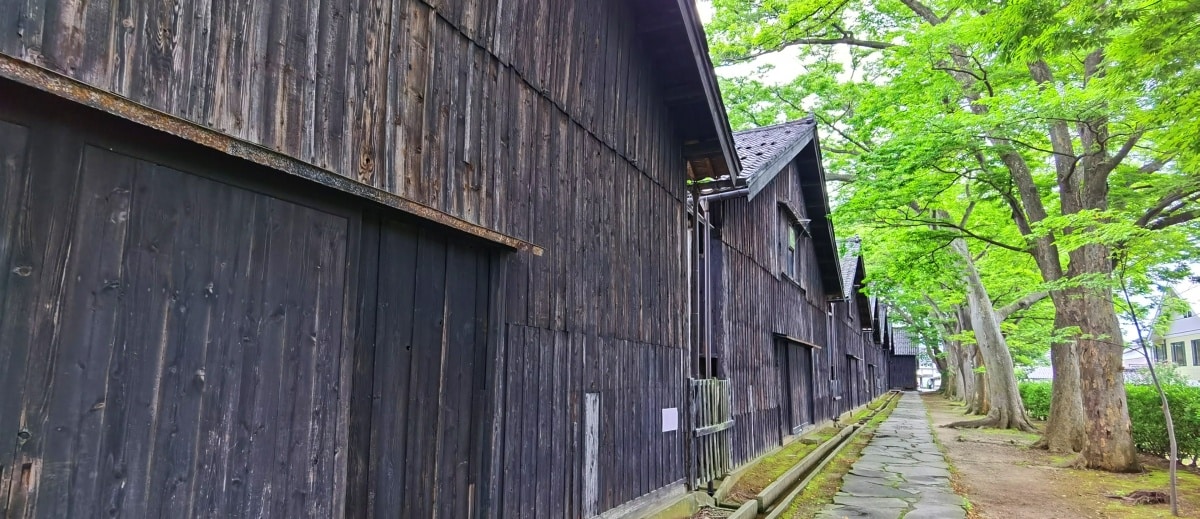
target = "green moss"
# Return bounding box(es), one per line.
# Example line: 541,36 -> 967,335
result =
1063,465 -> 1200,519
776,394 -> 900,518
725,427 -> 839,503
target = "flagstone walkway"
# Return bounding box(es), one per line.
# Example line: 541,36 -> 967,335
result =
816,392 -> 966,519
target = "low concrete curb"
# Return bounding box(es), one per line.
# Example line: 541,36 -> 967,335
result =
762,422 -> 868,519
727,500 -> 759,519
754,423 -> 860,511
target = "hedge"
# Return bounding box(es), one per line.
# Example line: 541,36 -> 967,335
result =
1019,381 -> 1200,464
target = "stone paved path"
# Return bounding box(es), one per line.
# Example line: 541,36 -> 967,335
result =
816,392 -> 966,519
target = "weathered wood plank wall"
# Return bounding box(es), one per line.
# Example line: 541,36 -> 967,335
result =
2,0 -> 695,516
0,93 -> 356,518
0,0 -> 687,242
711,163 -> 835,467
711,157 -> 895,469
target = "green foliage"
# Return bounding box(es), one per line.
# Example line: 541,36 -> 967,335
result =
1020,381 -> 1200,462
707,0 -> 1200,348
1126,384 -> 1200,463
1018,381 -> 1053,421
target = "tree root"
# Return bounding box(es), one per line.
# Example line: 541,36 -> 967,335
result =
1052,453 -> 1087,469
943,416 -> 1002,429
943,414 -> 1040,433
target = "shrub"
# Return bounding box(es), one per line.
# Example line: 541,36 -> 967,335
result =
1019,380 -> 1200,463
1126,384 -> 1200,463
1018,381 -> 1052,421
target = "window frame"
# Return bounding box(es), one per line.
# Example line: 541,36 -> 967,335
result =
1192,339 -> 1200,367
1171,341 -> 1187,367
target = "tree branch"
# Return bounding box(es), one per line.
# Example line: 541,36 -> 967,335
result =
826,173 -> 856,182
900,0 -> 944,24
996,291 -> 1050,320
1149,209 -> 1200,231
1101,130 -> 1145,175
876,214 -> 1030,254
720,37 -> 895,65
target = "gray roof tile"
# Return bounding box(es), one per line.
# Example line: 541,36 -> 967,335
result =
732,118 -> 816,180
893,332 -> 920,356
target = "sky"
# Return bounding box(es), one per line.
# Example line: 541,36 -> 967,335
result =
694,0 -> 1200,314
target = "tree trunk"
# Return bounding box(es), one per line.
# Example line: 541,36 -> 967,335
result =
944,341 -> 963,400
947,238 -> 1037,431
1034,307 -> 1086,452
1063,244 -> 1140,471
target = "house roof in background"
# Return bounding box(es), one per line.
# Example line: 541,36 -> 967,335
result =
893,332 -> 920,356
840,238 -> 861,300
1166,315 -> 1200,337
733,118 -> 815,190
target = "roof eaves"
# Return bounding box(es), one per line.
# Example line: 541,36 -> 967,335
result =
676,0 -> 742,182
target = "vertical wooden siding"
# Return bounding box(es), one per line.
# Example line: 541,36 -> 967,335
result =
714,165 -> 833,467
713,161 -> 892,468
1,0 -> 693,516
0,0 -> 686,242
0,104 -> 353,518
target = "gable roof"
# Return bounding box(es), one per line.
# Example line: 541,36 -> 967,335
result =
893,332 -> 920,356
840,236 -> 872,327
735,118 -> 816,197
700,118 -> 844,297
628,0 -> 741,184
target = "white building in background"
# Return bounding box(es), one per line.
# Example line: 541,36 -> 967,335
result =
917,366 -> 941,390
1148,304 -> 1200,384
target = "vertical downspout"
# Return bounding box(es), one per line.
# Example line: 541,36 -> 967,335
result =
700,198 -> 713,378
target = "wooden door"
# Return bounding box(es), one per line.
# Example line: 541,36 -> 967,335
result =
0,87 -> 354,518
790,346 -> 814,429
776,342 -> 814,436
775,342 -> 794,439
0,81 -> 502,519
350,220 -> 499,519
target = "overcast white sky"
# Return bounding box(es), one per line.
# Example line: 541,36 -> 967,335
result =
695,0 -> 1200,312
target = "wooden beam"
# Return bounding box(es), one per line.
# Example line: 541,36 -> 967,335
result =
0,54 -> 543,256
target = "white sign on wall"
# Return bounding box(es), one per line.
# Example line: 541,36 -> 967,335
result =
661,407 -> 678,432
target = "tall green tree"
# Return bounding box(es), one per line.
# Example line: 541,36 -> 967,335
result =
707,0 -> 1200,472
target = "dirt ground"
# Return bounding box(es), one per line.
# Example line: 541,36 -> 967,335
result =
923,393 -> 1200,519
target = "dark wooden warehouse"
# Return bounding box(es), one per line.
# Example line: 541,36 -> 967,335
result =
890,333 -> 922,391
0,0 -> 912,516
0,0 -> 743,517
690,119 -> 891,477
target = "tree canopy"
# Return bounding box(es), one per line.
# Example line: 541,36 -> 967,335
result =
706,0 -> 1200,471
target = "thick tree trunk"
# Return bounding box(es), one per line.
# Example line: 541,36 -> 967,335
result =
1034,307 -> 1086,453
947,239 -> 1037,431
1064,244 -> 1140,472
944,341 -> 963,400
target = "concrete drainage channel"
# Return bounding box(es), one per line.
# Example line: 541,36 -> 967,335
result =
709,391 -> 901,519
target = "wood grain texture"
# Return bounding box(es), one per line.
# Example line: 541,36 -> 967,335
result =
708,160 -> 890,470
0,0 -> 718,515
0,0 -> 688,244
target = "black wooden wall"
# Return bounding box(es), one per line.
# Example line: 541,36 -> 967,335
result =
890,356 -> 919,390
0,87 -> 356,518
0,0 -> 697,516
0,81 -> 511,519
710,156 -> 895,471
710,161 -> 836,467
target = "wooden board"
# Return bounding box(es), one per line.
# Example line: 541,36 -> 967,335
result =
0,91 -> 352,517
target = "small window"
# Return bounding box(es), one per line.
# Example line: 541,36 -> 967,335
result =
780,209 -> 798,279
1172,342 -> 1187,367
1154,343 -> 1168,362
1192,340 -> 1199,367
